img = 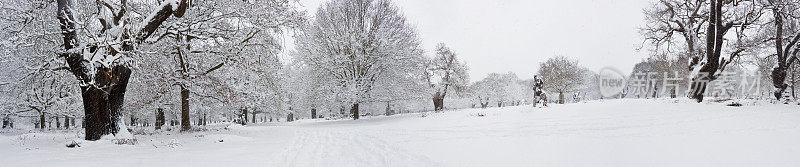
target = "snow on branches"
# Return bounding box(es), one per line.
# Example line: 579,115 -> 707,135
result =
295,0 -> 425,119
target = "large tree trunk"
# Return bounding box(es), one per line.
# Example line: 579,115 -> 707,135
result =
689,65 -> 716,102
39,112 -> 45,130
156,108 -> 165,130
558,92 -> 565,104
438,98 -> 444,111
792,67 -> 797,99
79,66 -> 131,140
352,103 -> 360,120
385,101 -> 391,116
690,0 -> 721,102
432,98 -> 438,111
774,66 -> 789,99
242,108 -> 248,125
767,2 -> 800,101
180,85 -> 191,131
311,108 -> 317,119
64,116 -> 70,129
432,97 -> 438,111
432,91 -> 444,111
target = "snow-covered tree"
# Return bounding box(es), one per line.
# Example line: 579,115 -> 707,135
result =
578,69 -> 602,101
765,0 -> 800,100
1,0 -> 84,130
641,0 -> 707,59
426,43 -> 469,111
624,54 -> 691,98
538,56 -> 585,104
295,0 -> 424,120
685,0 -> 763,102
641,0 -> 765,102
50,0 -> 190,140
470,72 -> 528,108
133,0 -> 304,130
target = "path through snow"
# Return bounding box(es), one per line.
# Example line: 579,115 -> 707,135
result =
2,99 -> 800,167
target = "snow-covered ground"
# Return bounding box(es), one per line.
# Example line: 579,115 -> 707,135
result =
2,99 -> 800,167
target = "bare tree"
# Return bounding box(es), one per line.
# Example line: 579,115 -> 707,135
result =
641,0 -> 708,59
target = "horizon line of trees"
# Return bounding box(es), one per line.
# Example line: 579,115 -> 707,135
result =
0,0 -> 540,140
13,0 -> 793,141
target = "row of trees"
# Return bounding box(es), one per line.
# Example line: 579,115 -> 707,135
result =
0,0 -> 478,139
469,56 -> 599,107
0,0 -> 601,140
641,0 -> 800,101
0,0 -> 305,140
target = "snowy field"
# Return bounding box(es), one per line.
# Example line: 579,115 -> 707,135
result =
2,99 -> 800,167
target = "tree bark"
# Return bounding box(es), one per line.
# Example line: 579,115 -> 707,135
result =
287,113 -> 294,122
39,112 -> 45,130
180,85 -> 191,131
352,103 -> 360,120
558,92 -> 565,104
432,91 -> 444,111
64,116 -> 70,129
80,66 -> 131,140
385,101 -> 391,116
791,66 -> 797,99
242,108 -> 248,125
432,97 -> 438,111
156,108 -> 165,130
311,108 -> 317,119
689,0 -> 728,102
438,98 -> 444,111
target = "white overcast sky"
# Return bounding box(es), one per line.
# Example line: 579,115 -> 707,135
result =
287,0 -> 652,81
